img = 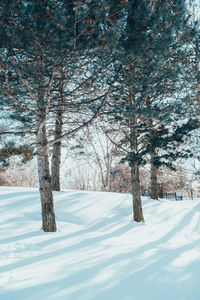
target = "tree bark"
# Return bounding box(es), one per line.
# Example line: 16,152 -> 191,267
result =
51,110 -> 63,191
158,182 -> 163,198
150,152 -> 158,200
195,38 -> 200,104
131,159 -> 144,222
129,97 -> 144,222
36,124 -> 57,232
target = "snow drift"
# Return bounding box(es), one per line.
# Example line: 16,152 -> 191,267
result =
0,186 -> 200,300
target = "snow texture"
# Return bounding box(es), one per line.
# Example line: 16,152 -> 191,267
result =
0,186 -> 200,300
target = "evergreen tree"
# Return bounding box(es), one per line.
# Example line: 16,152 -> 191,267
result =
0,0 -> 127,231
104,0 -> 197,221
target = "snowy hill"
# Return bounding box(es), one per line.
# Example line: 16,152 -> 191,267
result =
0,187 -> 200,300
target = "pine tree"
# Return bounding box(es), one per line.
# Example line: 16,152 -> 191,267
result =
0,0 -> 128,231
104,0 -> 197,221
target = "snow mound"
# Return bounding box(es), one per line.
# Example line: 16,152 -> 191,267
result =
0,186 -> 200,300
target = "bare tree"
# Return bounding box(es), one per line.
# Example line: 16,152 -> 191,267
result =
69,125 -> 118,191
4,160 -> 38,188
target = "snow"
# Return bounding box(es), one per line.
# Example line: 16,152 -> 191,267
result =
0,187 -> 200,300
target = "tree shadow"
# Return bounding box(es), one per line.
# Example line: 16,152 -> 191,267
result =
0,190 -> 200,300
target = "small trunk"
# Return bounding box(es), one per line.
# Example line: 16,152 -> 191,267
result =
51,110 -> 63,191
37,125 -> 57,232
158,182 -> 163,198
131,160 -> 144,222
190,189 -> 193,200
150,152 -> 158,200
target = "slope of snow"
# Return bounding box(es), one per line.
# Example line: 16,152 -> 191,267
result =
0,186 -> 200,300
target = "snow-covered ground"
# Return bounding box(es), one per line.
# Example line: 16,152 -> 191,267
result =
0,186 -> 200,300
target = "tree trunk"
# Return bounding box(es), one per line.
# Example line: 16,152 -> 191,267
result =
129,111 -> 144,222
51,110 -> 63,191
150,152 -> 158,200
158,182 -> 163,198
37,124 -> 57,232
131,160 -> 144,222
195,38 -> 200,104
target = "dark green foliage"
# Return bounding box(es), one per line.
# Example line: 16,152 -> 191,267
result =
0,0 -> 126,53
104,0 -> 197,172
0,141 -> 34,170
0,0 -> 127,135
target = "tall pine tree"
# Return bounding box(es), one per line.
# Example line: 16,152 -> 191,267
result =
0,0 -> 127,231
104,0 -> 196,221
